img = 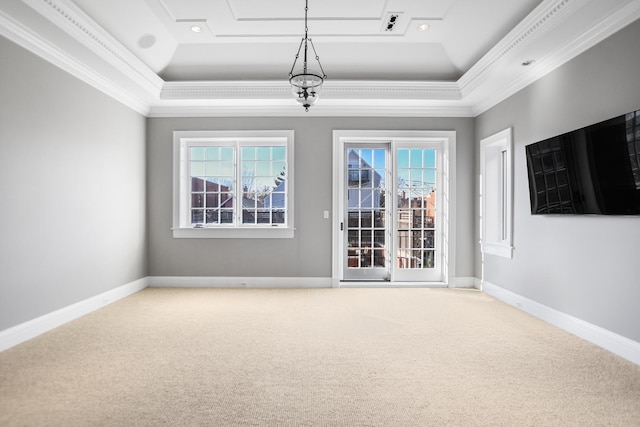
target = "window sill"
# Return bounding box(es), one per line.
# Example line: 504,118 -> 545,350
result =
482,242 -> 513,259
172,227 -> 295,239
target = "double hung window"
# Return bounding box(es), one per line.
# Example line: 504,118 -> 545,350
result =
173,130 -> 294,238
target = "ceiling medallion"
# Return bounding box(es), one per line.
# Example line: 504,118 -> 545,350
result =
288,0 -> 327,112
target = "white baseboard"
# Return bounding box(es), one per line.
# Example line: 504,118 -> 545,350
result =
0,278 -> 148,353
148,276 -> 333,289
149,276 -> 481,289
482,280 -> 640,366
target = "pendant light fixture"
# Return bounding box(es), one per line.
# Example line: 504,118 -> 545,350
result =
288,0 -> 326,112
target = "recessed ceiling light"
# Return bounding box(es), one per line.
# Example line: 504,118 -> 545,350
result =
417,24 -> 429,32
521,59 -> 535,66
190,25 -> 203,33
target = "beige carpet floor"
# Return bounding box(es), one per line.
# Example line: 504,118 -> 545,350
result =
1,287 -> 640,426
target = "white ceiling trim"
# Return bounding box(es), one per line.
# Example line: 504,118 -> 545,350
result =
458,0 -> 577,97
161,80 -> 462,101
2,0 -> 639,117
470,0 -> 640,115
147,103 -> 475,118
22,0 -> 163,95
0,7 -> 151,115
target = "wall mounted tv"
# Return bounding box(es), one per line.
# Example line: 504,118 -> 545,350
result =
525,109 -> 640,215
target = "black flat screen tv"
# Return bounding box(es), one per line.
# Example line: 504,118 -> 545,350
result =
525,109 -> 640,215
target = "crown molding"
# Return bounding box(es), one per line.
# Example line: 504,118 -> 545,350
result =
161,81 -> 290,100
148,103 -> 475,118
21,0 -> 163,96
458,0 -> 578,97
0,8 -> 151,116
469,0 -> 640,115
160,80 -> 462,101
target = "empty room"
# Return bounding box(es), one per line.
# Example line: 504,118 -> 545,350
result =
1,0 -> 640,425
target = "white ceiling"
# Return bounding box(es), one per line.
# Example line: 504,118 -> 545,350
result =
71,0 -> 542,81
1,0 -> 640,116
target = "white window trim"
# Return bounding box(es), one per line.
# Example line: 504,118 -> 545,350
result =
172,130 -> 294,239
480,128 -> 513,258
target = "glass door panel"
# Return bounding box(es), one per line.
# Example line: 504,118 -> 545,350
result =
343,146 -> 390,281
393,147 -> 441,281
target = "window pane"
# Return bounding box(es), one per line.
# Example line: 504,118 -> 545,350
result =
192,177 -> 204,192
397,149 -> 409,168
242,147 -> 256,160
376,190 -> 385,208
411,169 -> 423,187
424,251 -> 435,268
423,149 -> 436,168
410,149 -> 422,168
191,162 -> 205,177
348,212 -> 359,228
273,161 -> 286,177
256,161 -> 271,176
398,193 -> 409,208
205,162 -> 219,176
221,162 -> 234,176
270,192 -> 285,209
424,169 -> 436,187
272,146 -> 286,161
398,169 -> 409,188
374,210 -> 385,228
361,149 -> 373,167
192,194 -> 204,208
412,230 -> 422,248
374,230 -> 385,245
220,209 -> 233,224
373,149 -> 385,168
205,193 -> 219,208
361,190 -> 373,208
205,209 -> 217,224
221,147 -> 234,161
257,147 -> 270,160
242,162 -> 255,176
244,195 -> 257,208
360,211 -> 372,228
191,209 -> 204,224
191,147 -> 205,161
257,210 -> 270,224
360,170 -> 373,188
205,147 -> 218,160
425,230 -> 435,248
243,209 -> 256,224
273,210 -> 285,224
348,230 -> 358,246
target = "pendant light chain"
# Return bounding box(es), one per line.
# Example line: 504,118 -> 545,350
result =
288,0 -> 326,111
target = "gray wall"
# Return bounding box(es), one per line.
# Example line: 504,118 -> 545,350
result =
0,36 -> 147,331
475,20 -> 640,342
147,116 -> 475,279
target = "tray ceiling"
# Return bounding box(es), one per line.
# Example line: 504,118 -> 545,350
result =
1,0 -> 640,116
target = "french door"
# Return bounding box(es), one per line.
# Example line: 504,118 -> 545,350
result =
343,145 -> 390,281
339,138 -> 445,283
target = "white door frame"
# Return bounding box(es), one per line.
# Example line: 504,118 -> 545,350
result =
332,130 -> 457,287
